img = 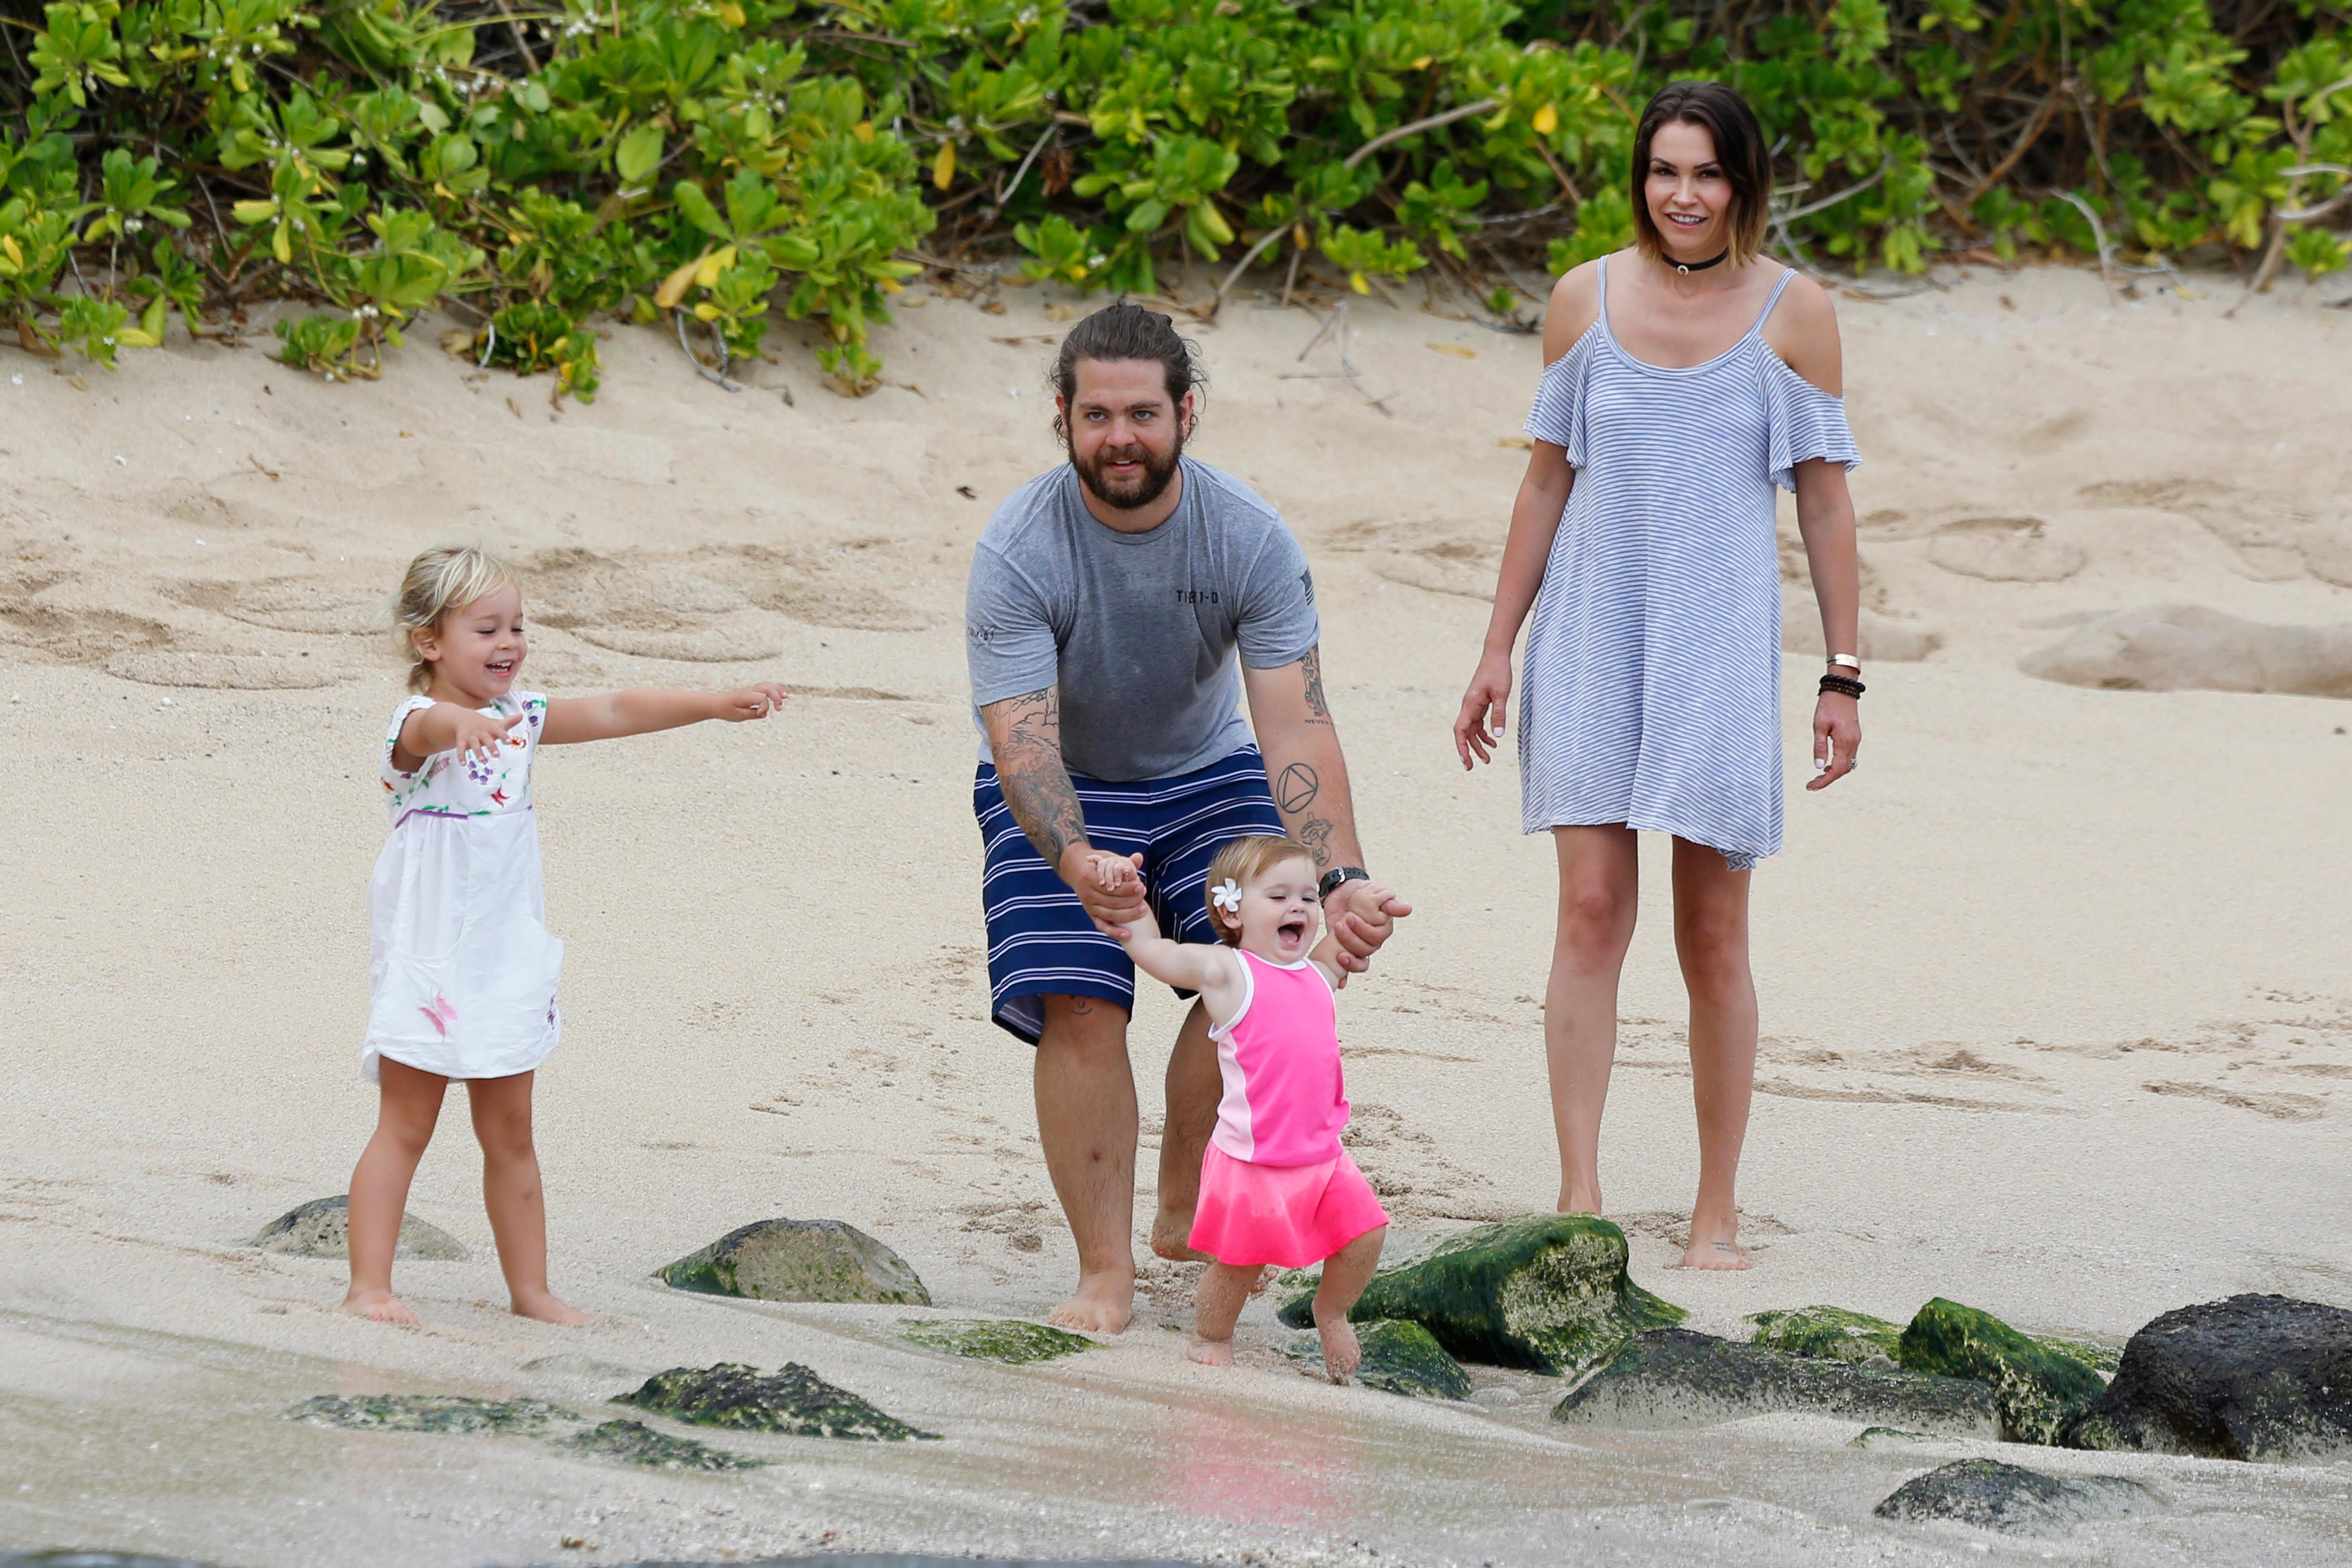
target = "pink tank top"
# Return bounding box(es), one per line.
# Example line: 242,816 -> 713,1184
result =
1207,949 -> 1348,1166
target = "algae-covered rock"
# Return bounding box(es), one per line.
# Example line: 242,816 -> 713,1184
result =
1277,1214 -> 1683,1374
1552,1329 -> 2000,1437
284,1394 -> 574,1434
252,1195 -> 467,1261
1745,1305 -> 1903,1367
657,1218 -> 929,1305
562,1418 -> 764,1470
2062,1293 -> 2352,1462
2040,1336 -> 2123,1377
1872,1458 -> 2162,1535
1896,1298 -> 2109,1444
618,1362 -> 937,1441
896,1318 -> 1094,1364
1353,1319 -> 1475,1399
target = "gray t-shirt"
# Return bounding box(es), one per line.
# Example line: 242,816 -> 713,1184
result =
965,457 -> 1320,782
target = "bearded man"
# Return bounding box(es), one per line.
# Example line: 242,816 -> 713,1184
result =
965,301 -> 1411,1332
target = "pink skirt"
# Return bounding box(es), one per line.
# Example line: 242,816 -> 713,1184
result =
1188,1143 -> 1389,1269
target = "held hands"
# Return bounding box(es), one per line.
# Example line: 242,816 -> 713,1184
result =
715,682 -> 790,721
1060,846 -> 1151,940
1453,652 -> 1514,769
1808,692 -> 1860,790
1322,878 -> 1411,979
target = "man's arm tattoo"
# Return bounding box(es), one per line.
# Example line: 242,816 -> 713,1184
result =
987,686 -> 1087,866
1297,817 -> 1335,867
1301,646 -> 1333,726
1273,762 -> 1320,815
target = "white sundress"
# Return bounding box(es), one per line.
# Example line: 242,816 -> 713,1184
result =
1517,258 -> 1861,870
364,691 -> 564,1083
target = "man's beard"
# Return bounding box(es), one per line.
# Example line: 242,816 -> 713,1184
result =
1072,431 -> 1184,512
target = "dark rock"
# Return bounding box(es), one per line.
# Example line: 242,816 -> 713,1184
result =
617,1362 -> 937,1441
1551,1328 -> 2000,1437
561,1418 -> 764,1470
1849,1426 -> 1931,1448
1872,1458 -> 2162,1535
1277,1213 -> 1684,1374
895,1317 -> 1094,1364
251,1195 -> 466,1261
284,1394 -> 575,1434
657,1219 -> 929,1305
1745,1305 -> 1903,1367
2062,1293 -> 2352,1462
1896,1298 -> 2108,1444
1353,1319 -> 1475,1398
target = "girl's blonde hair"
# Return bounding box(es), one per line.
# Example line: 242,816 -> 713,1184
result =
392,545 -> 519,692
1203,834 -> 1316,946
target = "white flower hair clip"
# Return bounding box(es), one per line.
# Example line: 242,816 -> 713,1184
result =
1210,878 -> 1244,913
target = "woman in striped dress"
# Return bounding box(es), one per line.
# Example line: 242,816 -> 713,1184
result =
1453,81 -> 1863,1270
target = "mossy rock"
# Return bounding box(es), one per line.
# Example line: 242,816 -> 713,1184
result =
1745,1305 -> 1903,1367
2038,1336 -> 2123,1376
617,1362 -> 937,1441
1354,1319 -> 1474,1399
1873,1458 -> 2163,1535
657,1218 -> 929,1306
1278,1214 -> 1683,1374
896,1318 -> 1094,1364
284,1394 -> 574,1434
561,1418 -> 764,1470
1896,1298 -> 2109,1445
1552,1329 -> 2000,1437
252,1195 -> 466,1261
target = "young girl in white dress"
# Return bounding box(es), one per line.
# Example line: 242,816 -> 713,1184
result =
346,545 -> 787,1327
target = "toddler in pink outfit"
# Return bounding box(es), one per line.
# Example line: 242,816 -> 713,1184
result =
1089,834 -> 1390,1380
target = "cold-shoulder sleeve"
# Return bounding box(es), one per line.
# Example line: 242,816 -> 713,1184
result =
1522,327 -> 1597,467
1762,356 -> 1861,492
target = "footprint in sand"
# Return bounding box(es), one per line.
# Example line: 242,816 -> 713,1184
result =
2142,1081 -> 2328,1122
1926,516 -> 2085,583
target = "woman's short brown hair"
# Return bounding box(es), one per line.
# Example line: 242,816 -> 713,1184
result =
1202,834 -> 1315,946
1629,81 -> 1773,267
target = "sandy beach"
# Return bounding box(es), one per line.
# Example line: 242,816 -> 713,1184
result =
3,260 -> 2351,1566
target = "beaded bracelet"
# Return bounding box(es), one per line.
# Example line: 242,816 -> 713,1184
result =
1818,673 -> 1866,699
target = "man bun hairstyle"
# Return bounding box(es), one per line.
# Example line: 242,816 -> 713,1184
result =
1202,834 -> 1316,946
1630,80 -> 1773,267
1049,300 -> 1205,440
392,544 -> 518,692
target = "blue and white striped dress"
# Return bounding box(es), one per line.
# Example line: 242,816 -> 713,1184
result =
1518,257 -> 1859,869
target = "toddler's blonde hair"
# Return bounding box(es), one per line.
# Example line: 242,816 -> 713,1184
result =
1203,834 -> 1316,945
392,545 -> 519,692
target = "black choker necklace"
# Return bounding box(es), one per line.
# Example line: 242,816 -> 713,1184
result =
1673,249 -> 1730,276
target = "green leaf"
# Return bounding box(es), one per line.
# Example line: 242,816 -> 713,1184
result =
616,125 -> 665,187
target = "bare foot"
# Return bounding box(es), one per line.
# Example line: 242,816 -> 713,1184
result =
1186,1333 -> 1235,1367
1149,1208 -> 1212,1263
1046,1270 -> 1133,1334
1676,1230 -> 1753,1271
1315,1309 -> 1361,1382
342,1288 -> 421,1327
1247,1265 -> 1278,1297
510,1290 -> 590,1325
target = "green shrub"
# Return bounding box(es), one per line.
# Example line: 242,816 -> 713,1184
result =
0,0 -> 2344,391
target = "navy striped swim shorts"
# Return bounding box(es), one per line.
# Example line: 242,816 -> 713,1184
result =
974,746 -> 1285,1044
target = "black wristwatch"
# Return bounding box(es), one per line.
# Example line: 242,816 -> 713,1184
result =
1317,866 -> 1370,902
